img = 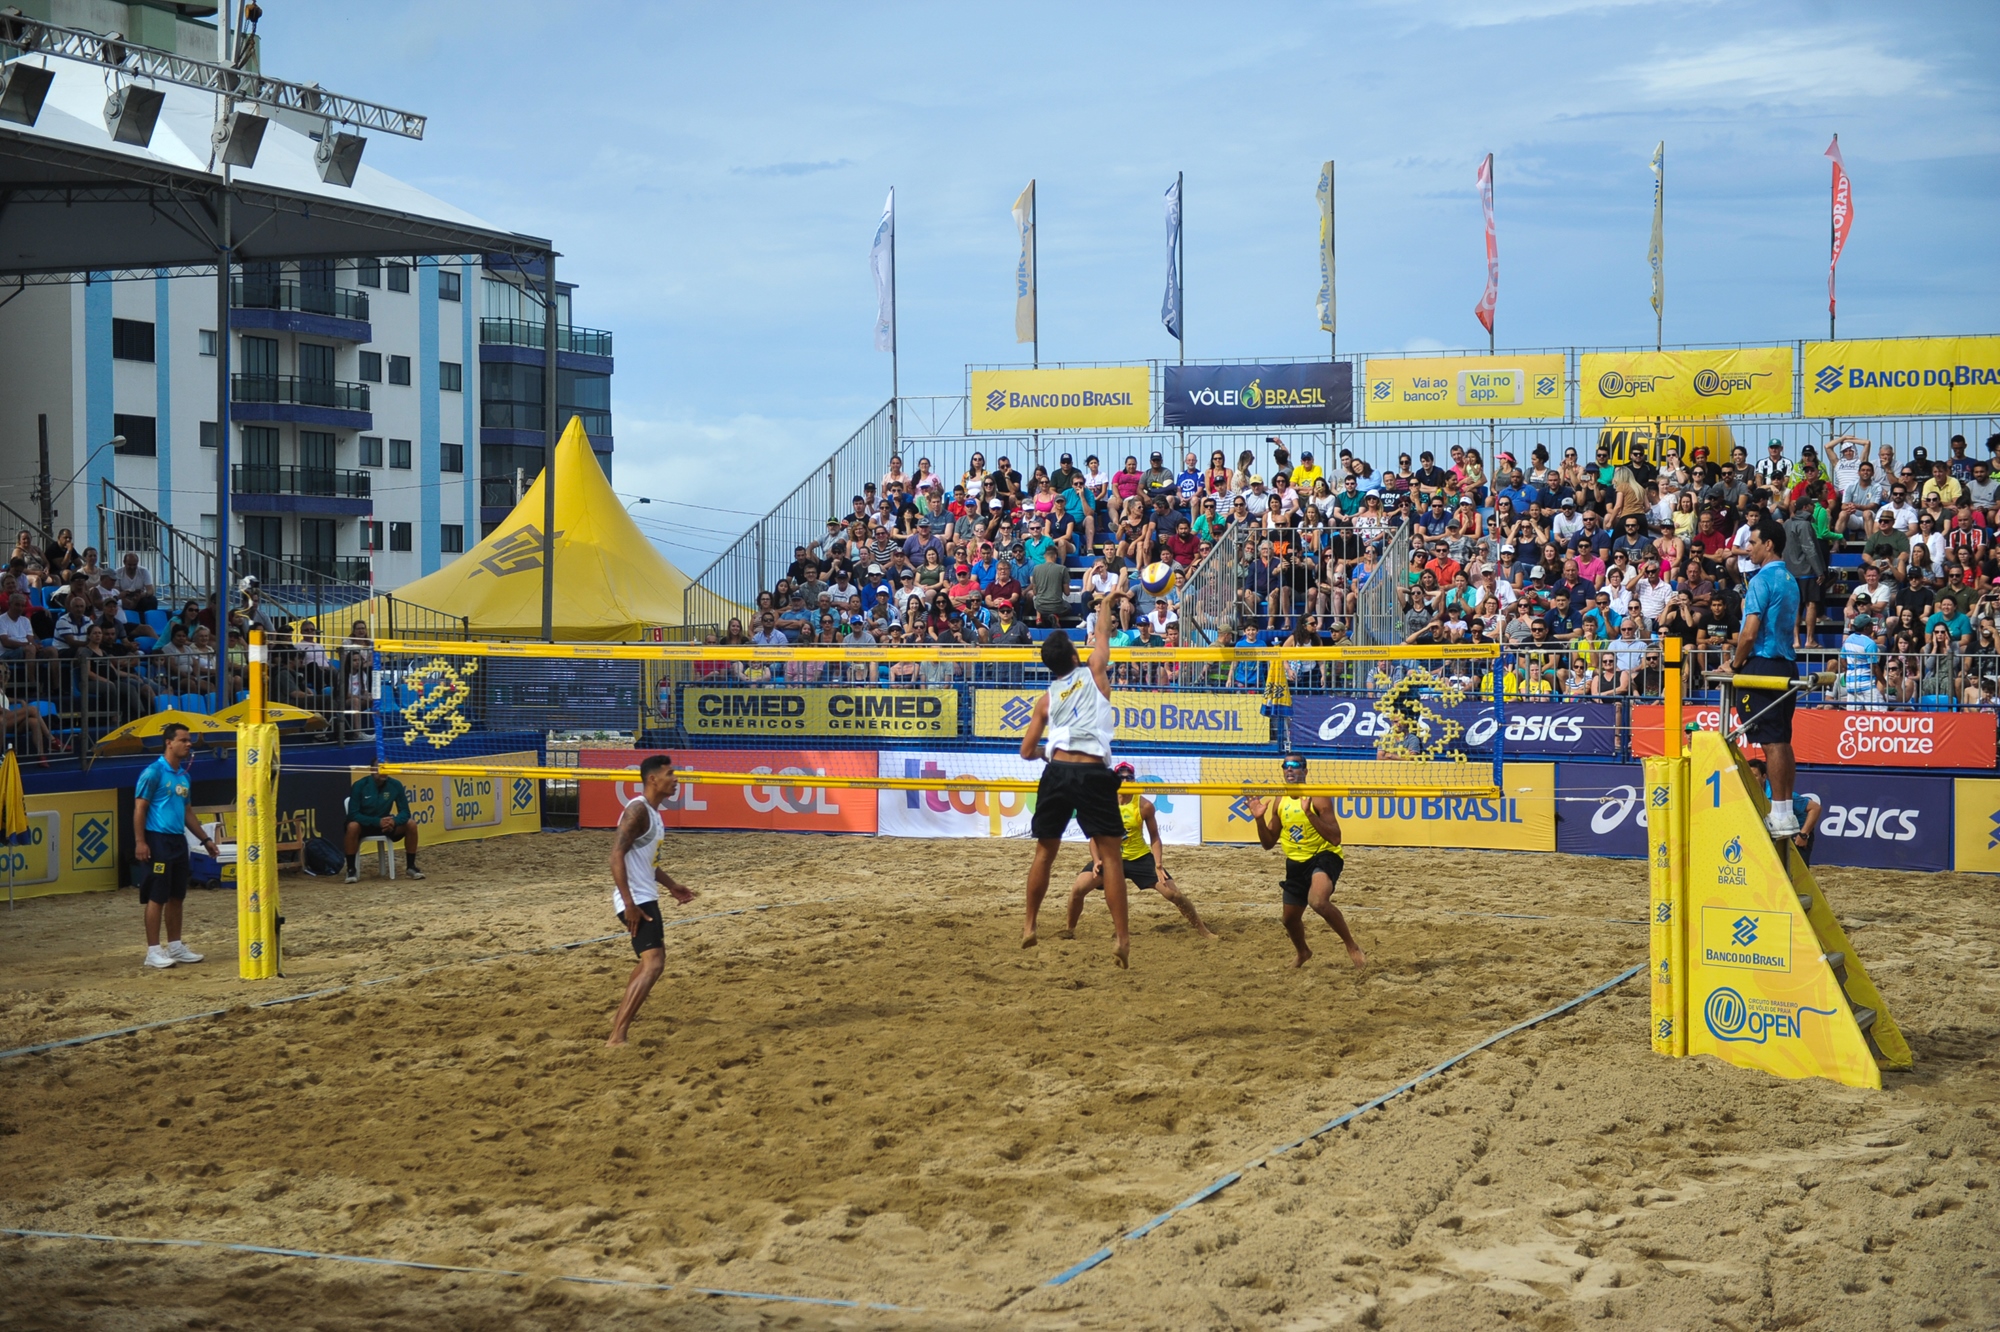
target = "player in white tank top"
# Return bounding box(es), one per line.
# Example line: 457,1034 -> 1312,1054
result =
1017,568 -> 1135,968
608,756 -> 699,1047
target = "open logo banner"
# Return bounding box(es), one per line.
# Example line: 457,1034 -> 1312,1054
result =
969,367 -> 1151,430
680,685 -> 959,739
1162,362 -> 1352,426
1803,336 -> 2000,417
1630,704 -> 1994,768
974,688 -> 1267,746
876,751 -> 1201,843
1579,347 -> 1793,418
578,748 -> 878,834
1555,761 -> 1949,871
1361,354 -> 1565,421
1288,696 -> 1617,758
1198,758 -> 1553,851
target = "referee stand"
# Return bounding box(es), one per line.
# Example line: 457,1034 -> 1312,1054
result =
1646,638 -> 1908,1089
236,629 -> 281,980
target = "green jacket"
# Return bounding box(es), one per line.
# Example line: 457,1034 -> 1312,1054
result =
349,775 -> 410,823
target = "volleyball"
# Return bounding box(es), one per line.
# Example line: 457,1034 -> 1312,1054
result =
1138,562 -> 1177,596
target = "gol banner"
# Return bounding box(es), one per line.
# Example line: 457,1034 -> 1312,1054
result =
1580,347 -> 1793,418
235,722 -> 280,980
1362,354 -> 1565,421
1198,758 -> 1553,850
682,685 -> 960,739
970,367 -> 1150,430
1803,336 -> 2000,416
973,687 -> 1266,745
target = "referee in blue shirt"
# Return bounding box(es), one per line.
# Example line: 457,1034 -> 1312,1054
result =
133,722 -> 219,969
1723,517 -> 1803,840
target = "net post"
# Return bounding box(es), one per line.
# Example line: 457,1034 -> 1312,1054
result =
1490,647 -> 1505,792
235,720 -> 279,981
1664,636 -> 1683,761
247,628 -> 266,723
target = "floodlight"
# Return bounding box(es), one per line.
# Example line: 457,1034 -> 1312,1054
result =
0,60 -> 54,126
212,107 -> 266,167
313,129 -> 364,187
103,83 -> 164,145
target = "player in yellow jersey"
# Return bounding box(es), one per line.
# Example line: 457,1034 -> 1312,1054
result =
1253,754 -> 1367,969
1063,763 -> 1218,940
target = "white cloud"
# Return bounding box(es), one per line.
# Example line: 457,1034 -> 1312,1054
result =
1623,30 -> 1934,102
1425,0 -> 1683,27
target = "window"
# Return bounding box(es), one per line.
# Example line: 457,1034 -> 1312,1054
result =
358,351 -> 382,382
359,435 -> 383,467
389,521 -> 412,552
362,521 -> 384,551
298,342 -> 335,384
300,518 -> 336,566
356,258 -> 380,288
242,516 -> 284,558
439,361 -> 462,392
439,269 -> 461,301
241,335 -> 279,377
112,414 -> 157,456
441,524 -> 464,554
389,438 -> 412,470
299,431 -> 336,472
441,442 -> 463,473
388,355 -> 411,386
200,421 -> 218,449
386,262 -> 410,293
198,329 -> 217,357
112,318 -> 155,362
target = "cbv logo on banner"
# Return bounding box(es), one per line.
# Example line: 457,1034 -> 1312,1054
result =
1291,698 -> 1617,758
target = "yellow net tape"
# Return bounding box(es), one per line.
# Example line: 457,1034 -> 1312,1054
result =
374,639 -> 1502,665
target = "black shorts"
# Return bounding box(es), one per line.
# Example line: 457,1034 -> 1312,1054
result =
1281,851 -> 1344,907
1735,655 -> 1798,746
350,818 -> 411,840
618,900 -> 665,957
136,833 -> 191,904
1031,761 -> 1124,842
1795,576 -> 1821,607
1093,851 -> 1158,890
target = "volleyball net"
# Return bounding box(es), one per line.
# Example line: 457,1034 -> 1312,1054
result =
368,639 -> 1511,798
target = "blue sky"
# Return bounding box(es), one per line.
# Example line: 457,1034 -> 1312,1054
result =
265,0 -> 2000,570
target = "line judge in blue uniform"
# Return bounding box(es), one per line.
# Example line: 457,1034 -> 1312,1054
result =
133,721 -> 219,969
1720,517 -> 1802,840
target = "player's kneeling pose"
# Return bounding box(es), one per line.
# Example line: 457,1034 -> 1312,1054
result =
1064,763 -> 1217,940
1252,754 -> 1366,970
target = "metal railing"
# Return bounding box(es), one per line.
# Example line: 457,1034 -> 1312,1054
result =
481,402 -> 611,436
232,465 -> 373,500
232,374 -> 371,412
98,481 -> 220,605
1175,515 -> 1249,641
1354,519 -> 1410,647
478,318 -> 614,358
686,400 -> 896,629
232,277 -> 370,323
479,476 -> 522,509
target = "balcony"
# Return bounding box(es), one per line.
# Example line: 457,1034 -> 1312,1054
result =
237,550 -> 373,587
481,402 -> 612,436
230,374 -> 372,431
480,317 -> 613,358
480,476 -> 525,508
233,464 -> 374,518
230,278 -> 371,343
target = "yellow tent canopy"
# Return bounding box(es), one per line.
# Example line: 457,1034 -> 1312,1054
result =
365,418 -> 700,641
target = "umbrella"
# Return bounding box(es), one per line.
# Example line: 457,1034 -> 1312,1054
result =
0,748 -> 26,910
212,700 -> 328,730
91,709 -> 237,757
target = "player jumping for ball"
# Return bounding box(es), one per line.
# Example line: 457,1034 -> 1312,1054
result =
1063,763 -> 1218,940
1253,754 -> 1367,969
1019,571 -> 1131,966
607,755 -> 699,1047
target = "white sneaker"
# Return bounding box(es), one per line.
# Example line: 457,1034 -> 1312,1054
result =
344,869 -> 358,884
166,940 -> 204,964
144,945 -> 176,969
1765,807 -> 1801,839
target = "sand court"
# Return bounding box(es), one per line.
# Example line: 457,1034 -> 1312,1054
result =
0,834 -> 1993,1330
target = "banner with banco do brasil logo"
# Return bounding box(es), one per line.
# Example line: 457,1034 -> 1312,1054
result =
1803,336 -> 2000,416
969,367 -> 1151,430
1580,347 -> 1793,418
973,688 -> 1267,745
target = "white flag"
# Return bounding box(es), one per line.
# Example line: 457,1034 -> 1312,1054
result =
1013,180 -> 1036,345
871,188 -> 895,352
1648,142 -> 1664,320
1161,176 -> 1182,341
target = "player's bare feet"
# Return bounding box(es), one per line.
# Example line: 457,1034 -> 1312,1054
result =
605,1032 -> 629,1048
1291,945 -> 1313,969
1345,944 -> 1368,969
1021,930 -> 1037,949
1195,925 -> 1219,940
1057,927 -> 1075,940
1113,939 -> 1129,968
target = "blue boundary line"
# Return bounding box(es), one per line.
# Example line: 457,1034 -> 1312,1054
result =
0,904 -> 794,1063
0,1228 -> 917,1312
1042,962 -> 1645,1287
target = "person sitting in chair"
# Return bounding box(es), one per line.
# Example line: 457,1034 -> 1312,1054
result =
343,762 -> 424,883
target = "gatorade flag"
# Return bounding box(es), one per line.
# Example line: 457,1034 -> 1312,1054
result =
1826,135 -> 1854,319
1474,153 -> 1497,335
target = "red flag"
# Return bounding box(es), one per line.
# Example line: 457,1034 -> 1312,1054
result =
1826,135 -> 1853,318
1474,153 -> 1498,335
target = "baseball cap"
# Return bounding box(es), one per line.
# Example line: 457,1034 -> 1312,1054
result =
1768,439 -> 1784,450
1500,543 -> 1515,553
1301,450 -> 1315,461
955,562 -> 970,574
989,499 -> 1003,509
1851,613 -> 1874,632
866,562 -> 882,574
1150,451 -> 1164,462
1249,475 -> 1266,486
1561,497 -> 1576,507
1060,452 -> 1073,463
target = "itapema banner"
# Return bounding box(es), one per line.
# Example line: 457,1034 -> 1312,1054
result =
1289,696 -> 1618,758
1556,761 -> 1950,872
1162,362 -> 1353,427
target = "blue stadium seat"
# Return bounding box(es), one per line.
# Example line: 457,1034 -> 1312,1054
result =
154,694 -> 176,713
200,692 -> 219,714
1028,628 -> 1055,642
1828,552 -> 1863,568
143,609 -> 170,636
1919,694 -> 1955,710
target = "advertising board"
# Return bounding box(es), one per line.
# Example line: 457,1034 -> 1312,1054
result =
877,752 -> 1200,843
1630,704 -> 1993,768
578,748 -> 879,834
1199,759 -> 1553,851
1162,362 -> 1352,426
1289,696 -> 1617,758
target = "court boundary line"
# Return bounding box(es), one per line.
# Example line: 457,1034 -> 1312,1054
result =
1040,962 -> 1646,1288
0,1228 -> 919,1312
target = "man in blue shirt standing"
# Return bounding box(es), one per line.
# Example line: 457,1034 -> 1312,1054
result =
133,722 -> 219,969
1724,517 -> 1803,839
